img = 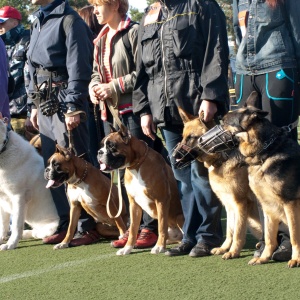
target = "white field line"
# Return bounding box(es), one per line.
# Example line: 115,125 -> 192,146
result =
0,253 -> 115,284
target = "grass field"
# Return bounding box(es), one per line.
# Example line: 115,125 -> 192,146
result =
1,215 -> 300,300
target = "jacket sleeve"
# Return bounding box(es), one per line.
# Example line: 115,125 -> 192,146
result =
233,0 -> 242,47
198,1 -> 229,107
89,43 -> 101,89
64,18 -> 93,108
132,15 -> 152,117
285,0 -> 300,71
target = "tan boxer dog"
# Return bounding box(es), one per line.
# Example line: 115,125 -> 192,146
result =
45,144 -> 128,249
98,126 -> 184,255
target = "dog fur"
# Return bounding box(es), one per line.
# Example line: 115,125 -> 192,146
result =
0,119 -> 59,250
173,107 -> 262,259
98,126 -> 184,255
222,93 -> 300,267
45,145 -> 128,249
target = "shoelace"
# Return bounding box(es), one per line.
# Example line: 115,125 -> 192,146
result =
137,231 -> 152,240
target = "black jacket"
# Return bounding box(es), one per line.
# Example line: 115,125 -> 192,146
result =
27,0 -> 93,109
132,0 -> 229,126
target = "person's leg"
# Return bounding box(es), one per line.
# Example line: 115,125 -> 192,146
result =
38,111 -> 70,244
161,126 -> 199,256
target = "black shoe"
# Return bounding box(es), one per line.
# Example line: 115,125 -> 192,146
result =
189,242 -> 213,258
253,241 -> 265,258
165,242 -> 194,257
271,240 -> 292,262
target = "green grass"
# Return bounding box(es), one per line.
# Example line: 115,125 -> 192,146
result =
1,216 -> 300,300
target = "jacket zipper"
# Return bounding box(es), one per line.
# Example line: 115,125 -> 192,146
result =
160,2 -> 169,105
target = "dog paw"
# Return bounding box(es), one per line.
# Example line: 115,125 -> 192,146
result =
222,251 -> 240,260
248,257 -> 269,265
211,247 -> 227,255
0,243 -> 16,251
151,245 -> 166,254
53,243 -> 69,250
116,246 -> 133,255
287,259 -> 300,268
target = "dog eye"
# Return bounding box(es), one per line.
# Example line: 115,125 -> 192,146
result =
107,141 -> 117,151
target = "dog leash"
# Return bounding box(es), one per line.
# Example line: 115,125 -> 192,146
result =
64,110 -> 87,155
106,169 -> 123,219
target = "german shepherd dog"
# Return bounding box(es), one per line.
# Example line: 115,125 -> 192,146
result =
221,93 -> 300,268
172,108 -> 262,259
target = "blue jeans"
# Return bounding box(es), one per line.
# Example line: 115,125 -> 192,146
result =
103,111 -> 158,233
161,125 -> 223,246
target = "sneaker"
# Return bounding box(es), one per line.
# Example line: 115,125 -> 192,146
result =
43,230 -> 68,244
111,230 -> 130,248
189,242 -> 213,258
165,241 -> 194,257
69,229 -> 100,247
253,241 -> 265,258
134,229 -> 158,249
272,240 -> 292,262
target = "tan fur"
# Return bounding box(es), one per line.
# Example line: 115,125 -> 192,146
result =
176,108 -> 262,259
99,133 -> 184,255
46,147 -> 128,250
222,103 -> 300,267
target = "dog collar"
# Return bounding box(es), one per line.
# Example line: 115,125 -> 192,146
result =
0,128 -> 10,155
70,160 -> 88,186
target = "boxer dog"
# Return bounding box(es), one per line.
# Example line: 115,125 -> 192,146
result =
45,145 -> 128,249
0,116 -> 59,250
98,125 -> 184,255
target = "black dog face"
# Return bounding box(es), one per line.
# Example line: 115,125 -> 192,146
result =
97,133 -> 128,172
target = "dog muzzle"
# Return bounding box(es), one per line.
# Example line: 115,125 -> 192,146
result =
198,125 -> 238,154
171,143 -> 202,169
197,125 -> 238,154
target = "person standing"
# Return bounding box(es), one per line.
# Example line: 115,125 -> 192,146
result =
233,0 -> 300,261
133,0 -> 229,257
88,0 -> 160,249
0,6 -> 36,137
27,0 -> 100,246
0,37 -> 10,123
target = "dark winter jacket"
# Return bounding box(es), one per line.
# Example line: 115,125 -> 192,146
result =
1,24 -> 30,116
27,0 -> 93,109
132,0 -> 229,126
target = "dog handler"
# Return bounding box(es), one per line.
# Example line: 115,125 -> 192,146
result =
27,0 -> 100,246
133,0 -> 229,257
233,0 -> 300,261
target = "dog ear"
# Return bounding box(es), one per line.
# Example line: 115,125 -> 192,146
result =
56,144 -> 72,161
253,109 -> 269,119
178,107 -> 197,124
245,91 -> 260,107
109,124 -> 118,133
235,132 -> 249,143
118,124 -> 131,144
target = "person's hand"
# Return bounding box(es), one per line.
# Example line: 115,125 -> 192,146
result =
94,83 -> 112,101
30,108 -> 39,131
141,114 -> 156,140
198,100 -> 217,122
89,85 -> 100,105
25,116 -> 36,133
65,114 -> 80,131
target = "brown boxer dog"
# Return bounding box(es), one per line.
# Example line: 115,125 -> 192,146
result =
98,125 -> 184,255
45,144 -> 128,250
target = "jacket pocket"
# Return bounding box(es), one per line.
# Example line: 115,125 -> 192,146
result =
141,26 -> 159,68
172,25 -> 196,58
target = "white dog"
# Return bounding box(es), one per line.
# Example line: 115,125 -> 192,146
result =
0,116 -> 59,250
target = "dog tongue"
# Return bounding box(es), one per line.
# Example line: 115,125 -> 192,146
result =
46,180 -> 55,188
100,163 -> 107,171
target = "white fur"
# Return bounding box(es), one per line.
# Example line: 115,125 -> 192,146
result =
0,120 -> 59,250
125,170 -> 157,219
